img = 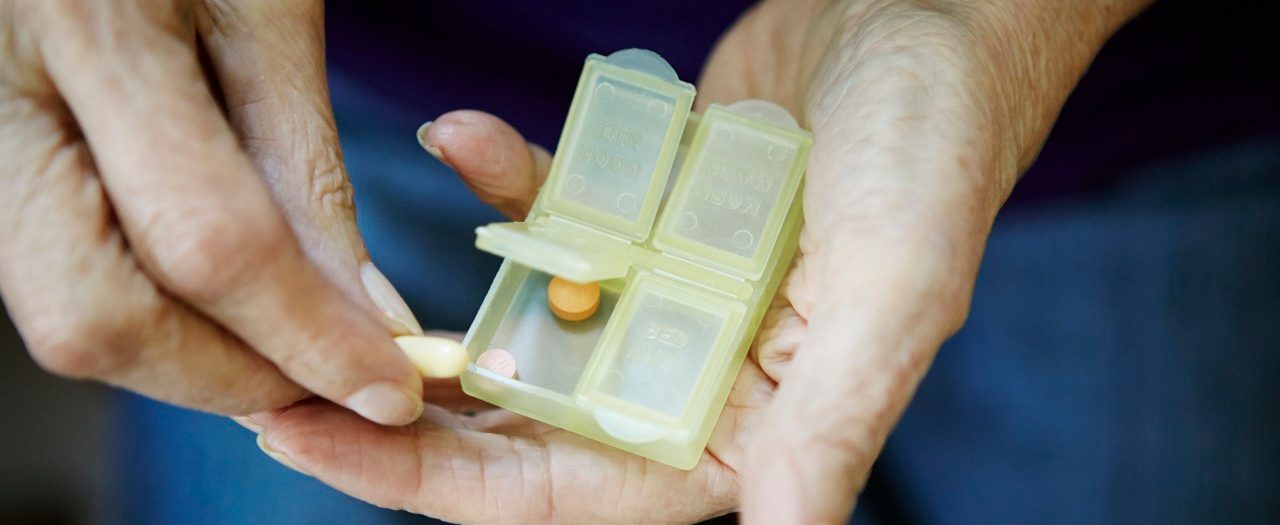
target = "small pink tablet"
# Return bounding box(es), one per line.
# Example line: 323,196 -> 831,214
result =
476,348 -> 518,379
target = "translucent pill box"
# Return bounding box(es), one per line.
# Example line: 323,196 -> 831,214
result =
461,49 -> 811,469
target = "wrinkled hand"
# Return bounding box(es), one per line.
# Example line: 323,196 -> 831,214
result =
245,0 -> 1147,523
0,1 -> 426,424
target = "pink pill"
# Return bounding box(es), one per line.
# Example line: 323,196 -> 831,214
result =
476,348 -> 518,379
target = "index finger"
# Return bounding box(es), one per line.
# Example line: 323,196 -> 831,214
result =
34,1 -> 423,425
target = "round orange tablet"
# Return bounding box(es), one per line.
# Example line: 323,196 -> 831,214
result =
547,276 -> 600,321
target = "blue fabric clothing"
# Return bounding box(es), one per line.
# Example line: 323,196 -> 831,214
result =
857,139 -> 1280,524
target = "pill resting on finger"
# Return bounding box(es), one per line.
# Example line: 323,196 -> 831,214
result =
395,335 -> 469,378
476,348 -> 518,379
547,276 -> 600,321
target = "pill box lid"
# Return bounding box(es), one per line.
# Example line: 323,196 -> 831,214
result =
539,50 -> 695,241
475,219 -> 630,283
652,101 -> 812,279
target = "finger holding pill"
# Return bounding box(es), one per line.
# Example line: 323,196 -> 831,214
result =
395,335 -> 469,378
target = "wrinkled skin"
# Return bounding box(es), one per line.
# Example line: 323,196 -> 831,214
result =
0,1 -> 1149,524
0,0 -> 428,425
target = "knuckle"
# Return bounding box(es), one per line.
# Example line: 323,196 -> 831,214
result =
41,0 -> 191,50
270,0 -> 323,21
203,0 -> 323,42
0,5 -> 46,95
143,206 -> 287,301
270,344 -> 318,380
24,307 -> 135,379
308,156 -> 355,218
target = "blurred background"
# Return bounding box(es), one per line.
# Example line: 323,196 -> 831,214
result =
0,314 -> 114,524
2,0 -> 1277,524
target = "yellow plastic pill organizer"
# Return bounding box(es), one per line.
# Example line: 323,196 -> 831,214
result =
461,49 -> 811,469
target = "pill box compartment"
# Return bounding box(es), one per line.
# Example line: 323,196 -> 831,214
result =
491,265 -> 622,394
462,262 -> 620,423
461,259 -> 757,469
459,49 -> 810,470
576,272 -> 746,446
464,204 -> 801,470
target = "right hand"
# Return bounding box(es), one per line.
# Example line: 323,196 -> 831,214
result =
0,1 -> 425,425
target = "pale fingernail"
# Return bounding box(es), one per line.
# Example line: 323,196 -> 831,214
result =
345,382 -> 424,425
395,335 -> 469,378
476,348 -> 518,379
360,262 -> 424,336
416,121 -> 447,164
232,416 -> 263,433
257,434 -> 307,475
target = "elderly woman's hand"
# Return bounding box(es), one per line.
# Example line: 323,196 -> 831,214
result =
0,1 -> 425,424
245,1 -> 1150,523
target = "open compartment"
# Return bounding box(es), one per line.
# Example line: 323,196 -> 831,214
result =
464,262 -> 623,396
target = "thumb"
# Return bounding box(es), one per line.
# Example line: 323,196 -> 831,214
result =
196,0 -> 422,337
416,109 -> 552,221
741,235 -> 971,525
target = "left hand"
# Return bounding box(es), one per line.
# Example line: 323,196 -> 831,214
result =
245,0 -> 1148,523
247,109 -> 747,525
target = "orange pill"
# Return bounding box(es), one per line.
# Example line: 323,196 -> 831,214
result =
547,276 -> 600,321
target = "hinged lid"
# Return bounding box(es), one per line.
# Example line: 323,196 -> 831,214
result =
475,220 -> 630,283
653,101 -> 811,279
540,49 -> 695,240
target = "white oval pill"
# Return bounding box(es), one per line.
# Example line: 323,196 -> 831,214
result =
394,335 -> 469,378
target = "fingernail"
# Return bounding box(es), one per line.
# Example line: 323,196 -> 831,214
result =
257,434 -> 308,475
232,416 -> 263,433
416,121 -> 448,164
395,335 -> 470,378
345,381 -> 424,425
360,262 -> 424,336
